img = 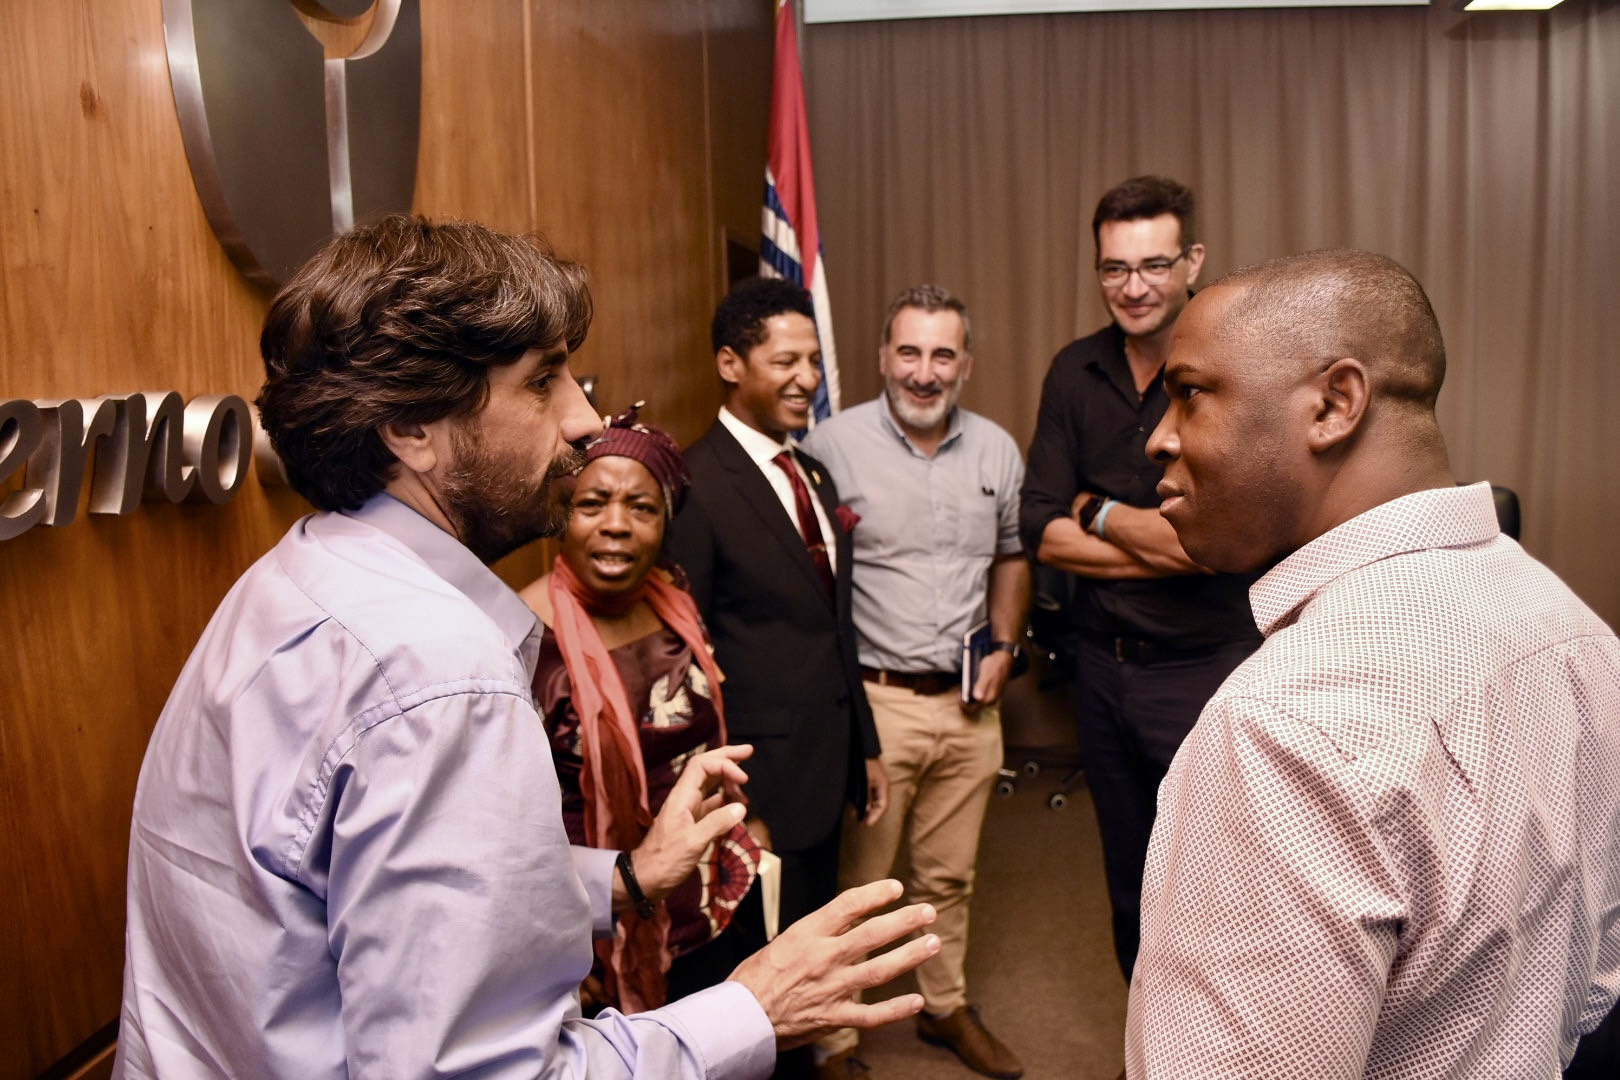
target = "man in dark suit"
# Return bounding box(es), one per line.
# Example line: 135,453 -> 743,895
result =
666,280 -> 888,1050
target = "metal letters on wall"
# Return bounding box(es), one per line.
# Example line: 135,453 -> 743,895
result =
4,5 -> 422,540
0,395 -> 256,542
163,0 -> 421,287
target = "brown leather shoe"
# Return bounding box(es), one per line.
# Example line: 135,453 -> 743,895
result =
916,1005 -> 1024,1079
815,1049 -> 873,1080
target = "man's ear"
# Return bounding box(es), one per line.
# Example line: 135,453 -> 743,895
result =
1183,242 -> 1208,288
715,346 -> 744,387
378,419 -> 441,476
1307,357 -> 1368,453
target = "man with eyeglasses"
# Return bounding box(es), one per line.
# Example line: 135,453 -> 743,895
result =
1019,176 -> 1262,990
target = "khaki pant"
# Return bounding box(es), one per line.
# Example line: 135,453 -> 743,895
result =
822,680 -> 1003,1056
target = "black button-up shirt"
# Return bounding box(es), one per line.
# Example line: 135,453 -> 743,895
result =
1019,323 -> 1260,650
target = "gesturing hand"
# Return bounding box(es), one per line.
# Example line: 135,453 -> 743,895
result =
626,744 -> 753,906
727,879 -> 940,1048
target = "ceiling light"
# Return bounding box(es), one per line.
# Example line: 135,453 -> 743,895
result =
1455,0 -> 1566,10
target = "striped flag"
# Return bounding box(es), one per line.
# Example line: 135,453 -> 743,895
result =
761,0 -> 839,421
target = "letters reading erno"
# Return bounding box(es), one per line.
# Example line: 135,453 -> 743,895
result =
0,392 -> 254,541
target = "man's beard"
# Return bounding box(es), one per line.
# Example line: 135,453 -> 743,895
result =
885,377 -> 960,432
440,422 -> 587,565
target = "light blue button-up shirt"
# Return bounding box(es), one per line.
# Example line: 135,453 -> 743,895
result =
803,399 -> 1024,674
114,494 -> 773,1079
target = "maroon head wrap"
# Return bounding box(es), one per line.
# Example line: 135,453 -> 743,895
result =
585,402 -> 690,520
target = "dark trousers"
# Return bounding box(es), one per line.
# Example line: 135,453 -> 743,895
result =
1566,999 -> 1620,1078
667,825 -> 842,1079
1076,635 -> 1257,981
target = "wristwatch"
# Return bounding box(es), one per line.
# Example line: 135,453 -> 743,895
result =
616,850 -> 656,920
991,640 -> 1021,659
1076,493 -> 1105,534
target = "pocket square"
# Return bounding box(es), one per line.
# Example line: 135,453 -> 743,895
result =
835,504 -> 861,533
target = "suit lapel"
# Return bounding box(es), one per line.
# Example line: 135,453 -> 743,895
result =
805,458 -> 839,532
706,423 -> 836,609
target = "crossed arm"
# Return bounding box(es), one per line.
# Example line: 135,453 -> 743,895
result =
1035,494 -> 1206,579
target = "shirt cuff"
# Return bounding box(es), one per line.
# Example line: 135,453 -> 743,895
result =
570,845 -> 618,938
655,981 -> 776,1080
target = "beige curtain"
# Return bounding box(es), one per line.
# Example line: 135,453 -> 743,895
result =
804,1 -> 1619,626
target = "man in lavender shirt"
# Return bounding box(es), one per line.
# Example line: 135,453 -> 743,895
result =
113,216 -> 938,1079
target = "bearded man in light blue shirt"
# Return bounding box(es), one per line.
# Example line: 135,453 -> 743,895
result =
803,285 -> 1030,1080
113,215 -> 938,1079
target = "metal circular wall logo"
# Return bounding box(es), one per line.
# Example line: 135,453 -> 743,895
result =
162,0 -> 421,287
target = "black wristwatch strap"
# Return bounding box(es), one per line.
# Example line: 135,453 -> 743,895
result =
1077,494 -> 1104,533
991,640 -> 1021,658
616,850 -> 656,920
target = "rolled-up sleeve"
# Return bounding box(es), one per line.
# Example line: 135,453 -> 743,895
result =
996,439 -> 1025,557
1020,361 -> 1079,557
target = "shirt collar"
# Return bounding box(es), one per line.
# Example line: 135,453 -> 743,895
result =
1249,482 -> 1501,637
1086,323 -> 1158,405
877,395 -> 963,457
1085,323 -> 1131,373
719,405 -> 797,466
344,493 -> 543,678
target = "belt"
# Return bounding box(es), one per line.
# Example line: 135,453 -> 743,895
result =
860,666 -> 960,696
1087,635 -> 1208,666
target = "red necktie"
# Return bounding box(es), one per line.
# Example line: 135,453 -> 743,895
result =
772,450 -> 835,596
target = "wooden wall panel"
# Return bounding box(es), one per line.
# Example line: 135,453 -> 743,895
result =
0,0 -> 774,1075
525,1 -> 719,446
0,3 -> 269,403
706,0 -> 776,293
0,0 -> 290,1070
414,0 -> 535,232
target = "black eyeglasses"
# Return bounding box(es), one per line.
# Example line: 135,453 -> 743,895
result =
1097,246 -> 1190,288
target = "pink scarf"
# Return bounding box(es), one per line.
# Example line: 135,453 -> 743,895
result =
547,556 -> 728,1012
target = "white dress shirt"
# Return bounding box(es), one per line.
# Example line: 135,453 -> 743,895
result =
1127,483 -> 1620,1078
718,405 -> 837,570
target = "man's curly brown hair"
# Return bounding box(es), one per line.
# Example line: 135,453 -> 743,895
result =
256,214 -> 592,511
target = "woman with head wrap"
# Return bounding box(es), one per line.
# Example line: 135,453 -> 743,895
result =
520,404 -> 759,1015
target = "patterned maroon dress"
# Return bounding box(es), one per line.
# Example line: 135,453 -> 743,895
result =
534,625 -> 756,961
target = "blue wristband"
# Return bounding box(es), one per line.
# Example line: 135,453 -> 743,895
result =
1093,498 -> 1118,541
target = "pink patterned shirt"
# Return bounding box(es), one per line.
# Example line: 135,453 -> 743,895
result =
1127,483 -> 1620,1078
